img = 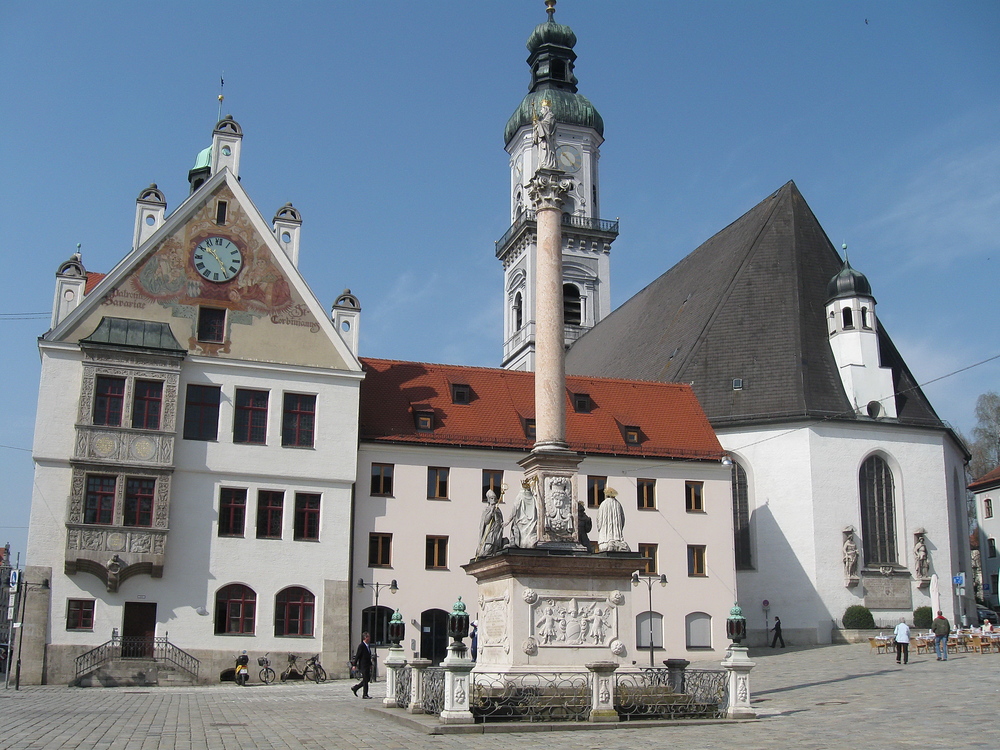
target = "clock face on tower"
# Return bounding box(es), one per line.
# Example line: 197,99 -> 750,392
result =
556,144 -> 583,173
192,236 -> 243,283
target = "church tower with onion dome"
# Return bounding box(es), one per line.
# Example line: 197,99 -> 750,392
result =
498,0 -> 618,371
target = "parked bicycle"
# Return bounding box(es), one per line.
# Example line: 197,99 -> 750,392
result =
257,653 -> 275,684
304,653 -> 327,683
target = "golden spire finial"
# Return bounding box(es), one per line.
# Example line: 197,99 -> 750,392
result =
545,0 -> 556,20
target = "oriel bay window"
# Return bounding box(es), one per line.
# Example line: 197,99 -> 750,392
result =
124,477 -> 155,527
234,388 -> 269,444
84,475 -> 116,524
131,380 -> 163,429
93,376 -> 125,426
256,490 -> 284,539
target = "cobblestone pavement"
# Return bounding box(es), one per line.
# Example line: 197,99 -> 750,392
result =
1,644 -> 998,749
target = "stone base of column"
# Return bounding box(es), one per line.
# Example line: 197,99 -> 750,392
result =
440,643 -> 475,725
721,645 -> 757,719
382,646 -> 406,708
518,448 -> 585,550
586,661 -> 620,722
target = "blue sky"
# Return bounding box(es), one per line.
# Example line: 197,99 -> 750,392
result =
1,1 -> 998,560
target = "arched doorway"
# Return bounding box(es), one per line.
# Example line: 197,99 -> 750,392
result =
420,608 -> 449,664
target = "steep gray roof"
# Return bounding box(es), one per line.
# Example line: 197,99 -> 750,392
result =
566,181 -> 942,429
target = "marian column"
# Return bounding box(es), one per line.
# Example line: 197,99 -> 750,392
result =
519,162 -> 585,550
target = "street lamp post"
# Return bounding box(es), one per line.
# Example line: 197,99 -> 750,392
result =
632,571 -> 667,667
357,578 -> 397,681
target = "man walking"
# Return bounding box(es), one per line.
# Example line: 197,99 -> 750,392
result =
931,610 -> 951,661
351,632 -> 373,698
770,616 -> 785,648
893,617 -> 910,665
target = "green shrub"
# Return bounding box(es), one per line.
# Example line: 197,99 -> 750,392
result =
913,606 -> 932,628
842,604 -> 875,629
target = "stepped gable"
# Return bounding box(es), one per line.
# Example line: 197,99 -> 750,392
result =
359,358 -> 723,461
566,181 -> 942,428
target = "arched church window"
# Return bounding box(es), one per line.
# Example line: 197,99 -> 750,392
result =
842,307 -> 854,329
731,461 -> 752,569
563,284 -> 582,326
514,292 -> 523,330
859,455 -> 897,565
860,307 -> 870,329
985,497 -> 993,519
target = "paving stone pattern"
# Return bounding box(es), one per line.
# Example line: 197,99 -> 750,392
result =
1,644 -> 997,749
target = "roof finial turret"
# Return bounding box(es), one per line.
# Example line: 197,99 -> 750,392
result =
546,0 -> 556,21
841,242 -> 850,264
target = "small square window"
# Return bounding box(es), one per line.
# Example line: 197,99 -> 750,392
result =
624,427 -> 641,445
427,467 -> 449,499
733,378 -> 744,391
369,532 -> 392,567
573,393 -> 592,413
685,481 -> 704,512
524,419 -> 536,440
67,599 -> 95,630
197,307 -> 226,343
637,479 -> 656,510
688,545 -> 707,577
451,384 -> 471,404
415,411 -> 434,432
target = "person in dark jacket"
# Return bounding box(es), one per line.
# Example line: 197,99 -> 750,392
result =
770,616 -> 785,648
351,632 -> 373,698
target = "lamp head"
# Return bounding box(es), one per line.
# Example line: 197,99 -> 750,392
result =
390,579 -> 398,594
631,572 -> 640,587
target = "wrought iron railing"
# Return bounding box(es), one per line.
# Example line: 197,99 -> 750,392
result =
422,668 -> 446,715
395,665 -> 412,709
471,671 -> 591,722
615,668 -> 727,720
495,211 -> 620,255
75,635 -> 199,680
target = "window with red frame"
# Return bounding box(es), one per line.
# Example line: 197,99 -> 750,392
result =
84,475 -> 116,524
215,584 -> 256,634
93,376 -> 125,426
131,380 -> 163,430
282,393 -> 316,448
234,389 -> 269,444
219,488 -> 247,537
124,477 -> 155,527
294,493 -> 321,541
66,599 -> 95,630
183,384 -> 221,441
274,586 -> 315,636
256,490 -> 284,539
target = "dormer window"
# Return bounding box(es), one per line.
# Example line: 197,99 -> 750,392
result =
451,384 -> 471,405
524,418 -> 536,440
573,393 -> 592,413
414,411 -> 434,432
623,426 -> 642,446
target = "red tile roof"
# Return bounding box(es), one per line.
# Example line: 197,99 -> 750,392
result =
969,464 -> 1000,492
359,358 -> 724,461
85,272 -> 106,294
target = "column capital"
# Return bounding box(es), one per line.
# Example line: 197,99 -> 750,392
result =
528,169 -> 574,211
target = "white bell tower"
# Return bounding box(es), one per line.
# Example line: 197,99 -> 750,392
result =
826,250 -> 897,419
497,3 -> 617,371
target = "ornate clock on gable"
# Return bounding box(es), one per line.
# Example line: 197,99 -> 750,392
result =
192,236 -> 243,283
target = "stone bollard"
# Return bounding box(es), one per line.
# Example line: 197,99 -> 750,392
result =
720,645 -> 757,719
664,658 -> 690,693
382,646 -> 406,708
585,661 -> 620,722
407,658 -> 432,714
439,642 -> 475,725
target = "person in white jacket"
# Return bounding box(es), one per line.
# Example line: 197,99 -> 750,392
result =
893,617 -> 911,665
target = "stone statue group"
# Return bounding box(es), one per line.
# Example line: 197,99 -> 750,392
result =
476,478 -> 630,557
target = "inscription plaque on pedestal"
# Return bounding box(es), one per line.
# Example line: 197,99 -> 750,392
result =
862,573 -> 912,610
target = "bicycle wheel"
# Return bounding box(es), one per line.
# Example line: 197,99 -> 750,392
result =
314,665 -> 327,683
260,667 -> 275,684
304,664 -> 327,683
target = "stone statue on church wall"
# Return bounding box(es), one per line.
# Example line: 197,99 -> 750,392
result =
913,534 -> 930,579
507,479 -> 538,549
596,487 -> 629,552
532,100 -> 558,171
476,489 -> 506,558
843,533 -> 859,578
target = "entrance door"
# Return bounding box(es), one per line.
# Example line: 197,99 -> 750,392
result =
122,602 -> 157,658
420,609 -> 449,665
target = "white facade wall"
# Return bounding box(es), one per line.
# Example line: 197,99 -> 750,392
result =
722,420 -> 971,645
973,486 -> 1000,609
353,442 -> 735,667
